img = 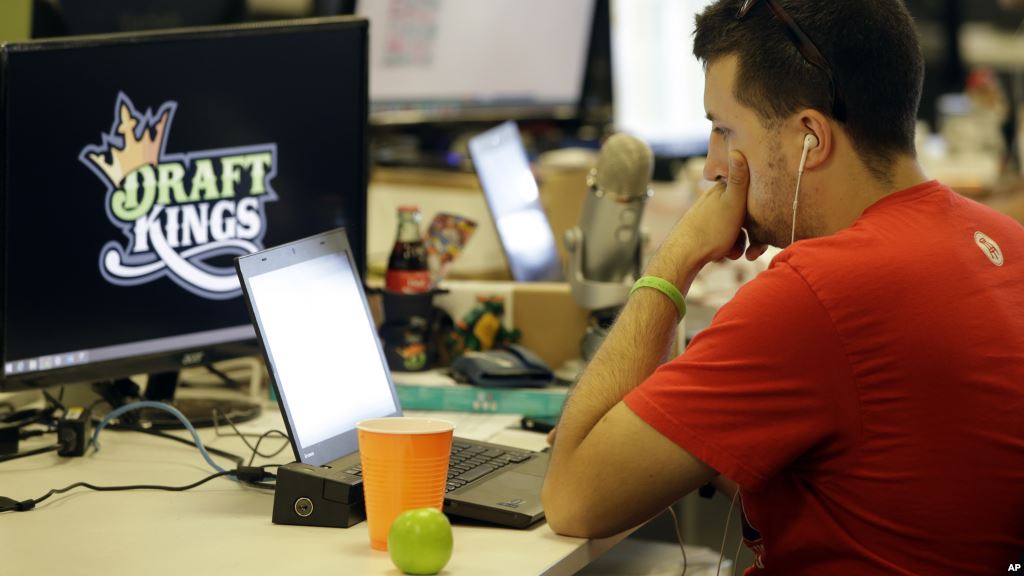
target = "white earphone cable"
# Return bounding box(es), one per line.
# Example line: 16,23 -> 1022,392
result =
791,137 -> 814,245
716,490 -> 740,576
791,168 -> 804,246
667,503 -> 689,576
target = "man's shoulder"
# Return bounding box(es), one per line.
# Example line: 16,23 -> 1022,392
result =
755,226 -> 913,316
723,256 -> 825,317
770,182 -> 954,276
765,236 -> 871,285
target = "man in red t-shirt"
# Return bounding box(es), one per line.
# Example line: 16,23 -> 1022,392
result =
541,1 -> 1024,574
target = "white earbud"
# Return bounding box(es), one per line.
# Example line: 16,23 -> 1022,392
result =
799,134 -> 818,173
791,134 -> 818,245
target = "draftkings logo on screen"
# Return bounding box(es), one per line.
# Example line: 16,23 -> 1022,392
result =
80,92 -> 278,300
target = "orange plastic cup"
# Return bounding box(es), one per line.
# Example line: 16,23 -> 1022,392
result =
356,417 -> 454,551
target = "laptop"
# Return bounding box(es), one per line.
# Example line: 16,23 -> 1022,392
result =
468,121 -> 564,282
235,228 -> 548,528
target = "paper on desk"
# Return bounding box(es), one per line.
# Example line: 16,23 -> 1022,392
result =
390,368 -> 459,387
404,410 -> 521,442
486,428 -> 552,452
394,370 -> 552,447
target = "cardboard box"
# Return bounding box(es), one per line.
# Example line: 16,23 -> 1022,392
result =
433,280 -> 589,372
511,282 -> 589,371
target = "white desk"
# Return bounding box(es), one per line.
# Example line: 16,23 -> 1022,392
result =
0,405 -> 630,576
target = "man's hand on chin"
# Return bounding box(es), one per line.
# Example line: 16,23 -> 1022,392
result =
643,150 -> 755,292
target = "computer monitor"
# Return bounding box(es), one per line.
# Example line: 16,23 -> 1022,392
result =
610,0 -> 713,158
357,0 -> 596,124
0,17 -> 369,417
32,0 -> 247,38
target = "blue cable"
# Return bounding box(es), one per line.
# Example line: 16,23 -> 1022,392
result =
90,401 -> 229,474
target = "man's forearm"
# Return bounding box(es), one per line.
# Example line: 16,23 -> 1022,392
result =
552,243 -> 705,458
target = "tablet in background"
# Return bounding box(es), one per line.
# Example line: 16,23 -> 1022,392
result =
468,121 -> 563,282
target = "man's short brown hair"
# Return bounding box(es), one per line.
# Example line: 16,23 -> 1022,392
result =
694,0 -> 924,183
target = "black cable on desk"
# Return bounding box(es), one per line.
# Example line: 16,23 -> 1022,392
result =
211,407 -> 290,464
0,470 -> 236,513
1,400 -> 289,513
1,397 -> 63,462
42,388 -> 66,413
0,443 -> 61,464
245,429 -> 290,466
1,463 -> 288,513
93,401 -> 286,485
1,400 -> 59,429
115,410 -> 289,470
89,398 -> 288,466
203,364 -> 244,389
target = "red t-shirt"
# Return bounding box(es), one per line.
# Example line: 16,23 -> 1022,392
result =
625,181 -> 1024,575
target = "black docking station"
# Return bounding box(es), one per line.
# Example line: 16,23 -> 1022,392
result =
272,462 -> 365,528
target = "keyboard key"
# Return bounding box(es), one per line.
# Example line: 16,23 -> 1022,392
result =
456,464 -> 496,483
463,445 -> 487,455
480,448 -> 505,458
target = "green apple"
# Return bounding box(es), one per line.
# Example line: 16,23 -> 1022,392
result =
387,507 -> 454,575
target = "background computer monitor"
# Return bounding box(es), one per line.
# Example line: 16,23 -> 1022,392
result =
610,0 -> 713,158
0,18 -> 369,400
357,0 -> 596,124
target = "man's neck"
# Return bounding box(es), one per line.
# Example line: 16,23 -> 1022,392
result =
887,156 -> 930,195
820,155 -> 928,235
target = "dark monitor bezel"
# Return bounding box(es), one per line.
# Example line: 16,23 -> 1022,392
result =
0,16 -> 370,392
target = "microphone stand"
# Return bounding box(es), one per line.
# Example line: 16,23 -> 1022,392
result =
558,131 -> 656,382
558,225 -> 647,380
564,226 -> 635,311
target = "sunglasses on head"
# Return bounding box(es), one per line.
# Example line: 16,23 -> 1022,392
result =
736,0 -> 846,120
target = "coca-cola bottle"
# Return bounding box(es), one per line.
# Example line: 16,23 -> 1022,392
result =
385,205 -> 431,293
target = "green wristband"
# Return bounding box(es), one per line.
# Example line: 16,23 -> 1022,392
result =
629,276 -> 686,318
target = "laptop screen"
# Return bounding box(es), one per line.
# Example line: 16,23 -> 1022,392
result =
469,121 -> 563,282
238,229 -> 400,466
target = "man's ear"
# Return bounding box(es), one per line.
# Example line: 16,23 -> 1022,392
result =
796,110 -> 831,171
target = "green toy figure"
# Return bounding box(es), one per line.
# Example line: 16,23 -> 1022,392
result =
447,296 -> 520,358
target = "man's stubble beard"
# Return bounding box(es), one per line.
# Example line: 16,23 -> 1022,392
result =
743,138 -> 797,248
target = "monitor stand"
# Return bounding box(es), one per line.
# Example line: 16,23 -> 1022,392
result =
100,371 -> 261,430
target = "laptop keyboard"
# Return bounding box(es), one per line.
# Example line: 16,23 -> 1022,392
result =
446,440 -> 533,492
342,440 -> 534,493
